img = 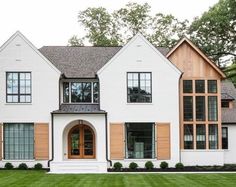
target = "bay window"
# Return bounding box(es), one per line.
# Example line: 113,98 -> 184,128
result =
62,81 -> 99,103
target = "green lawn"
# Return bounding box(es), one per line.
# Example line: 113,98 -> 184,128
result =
0,171 -> 236,187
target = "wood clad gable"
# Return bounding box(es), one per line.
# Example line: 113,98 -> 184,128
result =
167,37 -> 226,79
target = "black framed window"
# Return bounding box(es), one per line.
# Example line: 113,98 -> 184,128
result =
208,96 -> 218,121
4,123 -> 34,160
6,72 -> 31,103
183,96 -> 193,121
222,127 -> 228,149
208,80 -> 217,93
63,82 -> 69,103
209,124 -> 218,149
196,124 -> 206,149
71,82 -> 92,103
221,101 -> 230,108
93,82 -> 99,103
125,123 -> 155,159
127,72 -> 152,103
195,80 -> 205,93
62,81 -> 98,103
183,80 -> 192,93
196,96 -> 205,121
184,124 -> 193,149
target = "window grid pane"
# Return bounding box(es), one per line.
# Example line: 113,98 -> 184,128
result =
183,96 -> 193,121
196,96 -> 205,121
4,123 -> 34,160
195,80 -> 205,93
222,127 -> 228,149
183,80 -> 192,93
196,124 -> 206,149
208,80 -> 217,93
184,124 -> 193,149
209,124 -> 218,149
208,96 -> 218,121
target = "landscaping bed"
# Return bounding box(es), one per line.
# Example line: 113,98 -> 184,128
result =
108,161 -> 236,172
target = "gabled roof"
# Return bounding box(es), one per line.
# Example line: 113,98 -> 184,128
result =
166,37 -> 226,78
0,31 -> 61,75
39,44 -> 169,78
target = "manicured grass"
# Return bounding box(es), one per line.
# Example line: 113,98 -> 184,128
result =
0,171 -> 236,187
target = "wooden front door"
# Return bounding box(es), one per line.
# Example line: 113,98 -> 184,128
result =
68,125 -> 95,159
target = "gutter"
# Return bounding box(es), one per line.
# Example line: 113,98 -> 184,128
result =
48,113 -> 54,168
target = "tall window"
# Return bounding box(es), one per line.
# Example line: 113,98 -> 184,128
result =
196,124 -> 206,149
4,123 -> 34,160
6,72 -> 31,103
62,81 -> 99,103
208,96 -> 218,121
184,124 -> 193,149
222,127 -> 228,149
209,124 -> 218,149
127,72 -> 152,103
183,96 -> 193,121
125,123 -> 154,159
208,80 -> 217,93
195,80 -> 205,93
183,80 -> 192,93
196,96 -> 205,121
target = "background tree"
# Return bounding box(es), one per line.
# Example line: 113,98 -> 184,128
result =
189,0 -> 236,68
113,2 -> 151,42
149,13 -> 189,48
68,35 -> 84,46
77,7 -> 120,46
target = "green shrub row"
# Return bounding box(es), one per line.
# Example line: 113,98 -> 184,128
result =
113,161 -> 184,171
4,162 -> 43,170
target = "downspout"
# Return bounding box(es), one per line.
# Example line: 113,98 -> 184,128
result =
48,113 -> 54,168
105,112 -> 112,167
48,76 -> 61,168
178,73 -> 183,163
96,74 -> 112,167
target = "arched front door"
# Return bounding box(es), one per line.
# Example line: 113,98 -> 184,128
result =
68,125 -> 95,159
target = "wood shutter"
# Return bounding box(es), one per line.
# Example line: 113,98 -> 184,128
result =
0,124 -> 2,160
34,123 -> 49,160
110,123 -> 124,160
156,123 -> 171,160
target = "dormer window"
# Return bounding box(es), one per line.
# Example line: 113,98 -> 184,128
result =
62,81 -> 99,104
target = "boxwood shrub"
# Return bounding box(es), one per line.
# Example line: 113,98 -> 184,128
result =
160,161 -> 168,169
129,162 -> 138,170
145,161 -> 154,170
113,162 -> 123,171
4,162 -> 14,170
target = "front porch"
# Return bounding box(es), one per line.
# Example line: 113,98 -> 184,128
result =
50,113 -> 108,173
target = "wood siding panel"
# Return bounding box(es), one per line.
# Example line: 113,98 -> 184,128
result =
0,124 -> 2,160
34,123 -> 49,160
110,123 -> 124,160
156,123 -> 170,160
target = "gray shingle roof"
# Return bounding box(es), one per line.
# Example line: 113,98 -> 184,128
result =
221,81 -> 236,124
53,104 -> 106,114
222,108 -> 236,124
39,46 -> 169,78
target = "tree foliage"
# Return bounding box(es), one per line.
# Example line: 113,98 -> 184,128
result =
149,13 -> 188,48
68,35 -> 84,46
189,0 -> 236,67
69,2 -> 187,47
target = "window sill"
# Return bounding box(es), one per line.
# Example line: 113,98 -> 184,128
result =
2,159 -> 35,162
181,149 -> 224,152
124,158 -> 156,161
5,103 -> 32,105
126,103 -> 153,105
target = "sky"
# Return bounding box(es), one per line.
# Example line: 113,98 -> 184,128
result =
0,0 -> 218,48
